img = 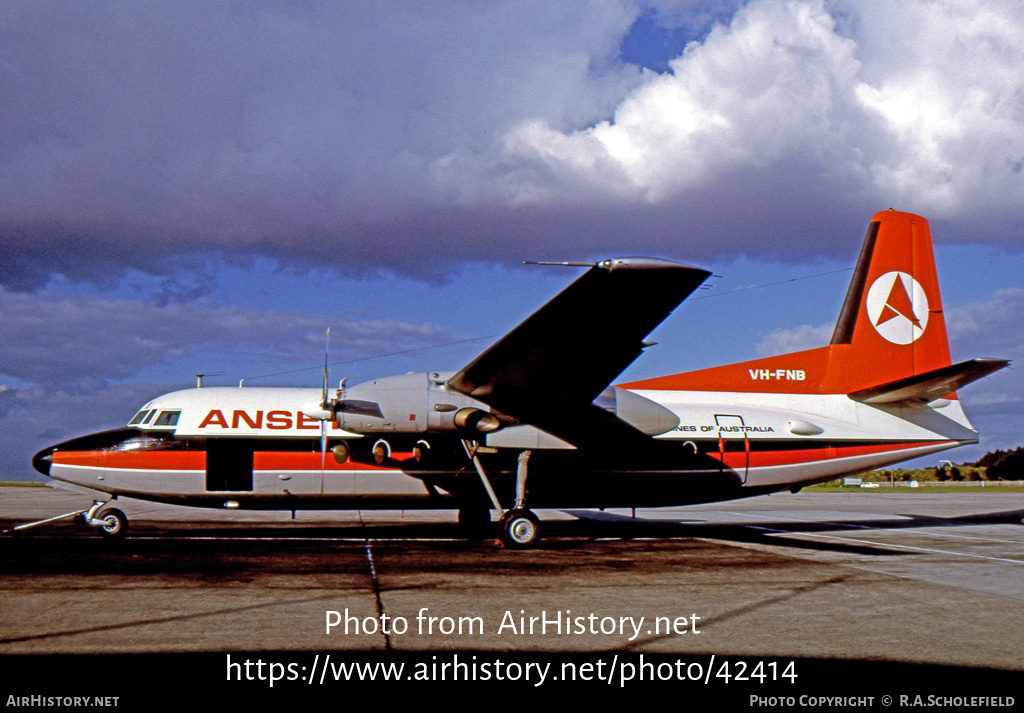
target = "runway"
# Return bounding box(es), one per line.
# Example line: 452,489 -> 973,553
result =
2,485 -> 1023,700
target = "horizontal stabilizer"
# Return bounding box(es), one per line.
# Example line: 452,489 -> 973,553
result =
848,358 -> 1009,405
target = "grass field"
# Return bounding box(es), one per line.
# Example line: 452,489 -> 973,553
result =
807,482 -> 1024,493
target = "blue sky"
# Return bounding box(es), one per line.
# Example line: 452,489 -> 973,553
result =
2,1 -> 1022,478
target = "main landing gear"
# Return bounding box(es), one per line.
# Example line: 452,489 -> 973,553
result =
462,442 -> 541,549
2,499 -> 128,539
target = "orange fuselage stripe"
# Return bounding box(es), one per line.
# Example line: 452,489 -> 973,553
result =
53,450 -> 411,471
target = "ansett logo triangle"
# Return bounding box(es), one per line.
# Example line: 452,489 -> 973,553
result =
866,272 -> 929,345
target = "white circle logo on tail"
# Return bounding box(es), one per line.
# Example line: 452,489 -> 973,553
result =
866,272 -> 928,345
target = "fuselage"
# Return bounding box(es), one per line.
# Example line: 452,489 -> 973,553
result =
32,377 -> 977,511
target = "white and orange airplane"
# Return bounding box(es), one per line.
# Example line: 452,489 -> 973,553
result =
29,210 -> 1008,547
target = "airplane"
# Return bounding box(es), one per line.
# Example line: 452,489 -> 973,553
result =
27,210 -> 1008,548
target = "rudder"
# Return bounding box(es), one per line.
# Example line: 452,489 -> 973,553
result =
825,209 -> 951,391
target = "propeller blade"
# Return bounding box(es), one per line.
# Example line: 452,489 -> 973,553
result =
322,327 -> 331,408
321,327 -> 331,476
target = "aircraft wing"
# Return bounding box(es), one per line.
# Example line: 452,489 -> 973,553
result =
446,257 -> 711,445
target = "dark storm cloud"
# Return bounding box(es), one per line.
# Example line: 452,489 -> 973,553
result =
0,1 -> 642,289
2,0 -> 1022,289
0,289 -> 461,388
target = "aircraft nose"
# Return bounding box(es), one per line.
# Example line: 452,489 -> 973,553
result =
32,447 -> 54,477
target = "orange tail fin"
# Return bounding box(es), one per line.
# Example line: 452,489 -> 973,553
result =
828,209 -> 951,387
623,210 -> 957,395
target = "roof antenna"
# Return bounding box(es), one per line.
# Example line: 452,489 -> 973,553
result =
195,372 -> 225,388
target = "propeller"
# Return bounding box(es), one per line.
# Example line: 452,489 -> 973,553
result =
320,328 -> 330,477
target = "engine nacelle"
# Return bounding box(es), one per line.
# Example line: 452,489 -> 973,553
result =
332,373 -> 426,434
331,372 -> 502,436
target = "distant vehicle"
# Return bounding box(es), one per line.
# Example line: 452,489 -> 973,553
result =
30,211 -> 1008,547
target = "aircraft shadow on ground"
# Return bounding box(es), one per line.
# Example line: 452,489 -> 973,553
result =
3,503 -> 1023,560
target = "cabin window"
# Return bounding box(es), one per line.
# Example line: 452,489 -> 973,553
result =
153,410 -> 181,427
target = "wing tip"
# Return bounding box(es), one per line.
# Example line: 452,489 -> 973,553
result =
596,257 -> 708,274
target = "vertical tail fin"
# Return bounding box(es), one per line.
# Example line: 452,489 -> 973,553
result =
826,209 -> 951,389
622,210 -> 962,395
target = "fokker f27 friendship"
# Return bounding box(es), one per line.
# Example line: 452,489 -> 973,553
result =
30,210 -> 1008,547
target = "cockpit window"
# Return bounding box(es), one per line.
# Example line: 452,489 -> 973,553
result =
128,409 -> 150,425
152,410 -> 180,427
141,410 -> 156,424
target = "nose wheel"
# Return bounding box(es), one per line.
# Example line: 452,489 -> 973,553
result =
95,507 -> 128,538
83,500 -> 129,539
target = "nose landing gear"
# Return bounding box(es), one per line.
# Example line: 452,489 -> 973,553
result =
2,499 -> 128,539
79,500 -> 129,538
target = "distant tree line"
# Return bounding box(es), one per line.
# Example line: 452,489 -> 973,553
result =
857,447 -> 1024,483
929,447 -> 1024,481
971,447 -> 1024,481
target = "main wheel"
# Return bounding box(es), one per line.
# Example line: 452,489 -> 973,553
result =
499,509 -> 541,549
96,507 -> 128,539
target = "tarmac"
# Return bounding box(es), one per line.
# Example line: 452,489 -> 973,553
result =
2,485 -> 1023,701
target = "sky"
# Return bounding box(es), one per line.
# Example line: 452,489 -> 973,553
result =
2,0 -> 1022,480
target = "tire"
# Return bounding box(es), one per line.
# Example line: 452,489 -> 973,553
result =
96,507 -> 128,539
499,509 -> 541,549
